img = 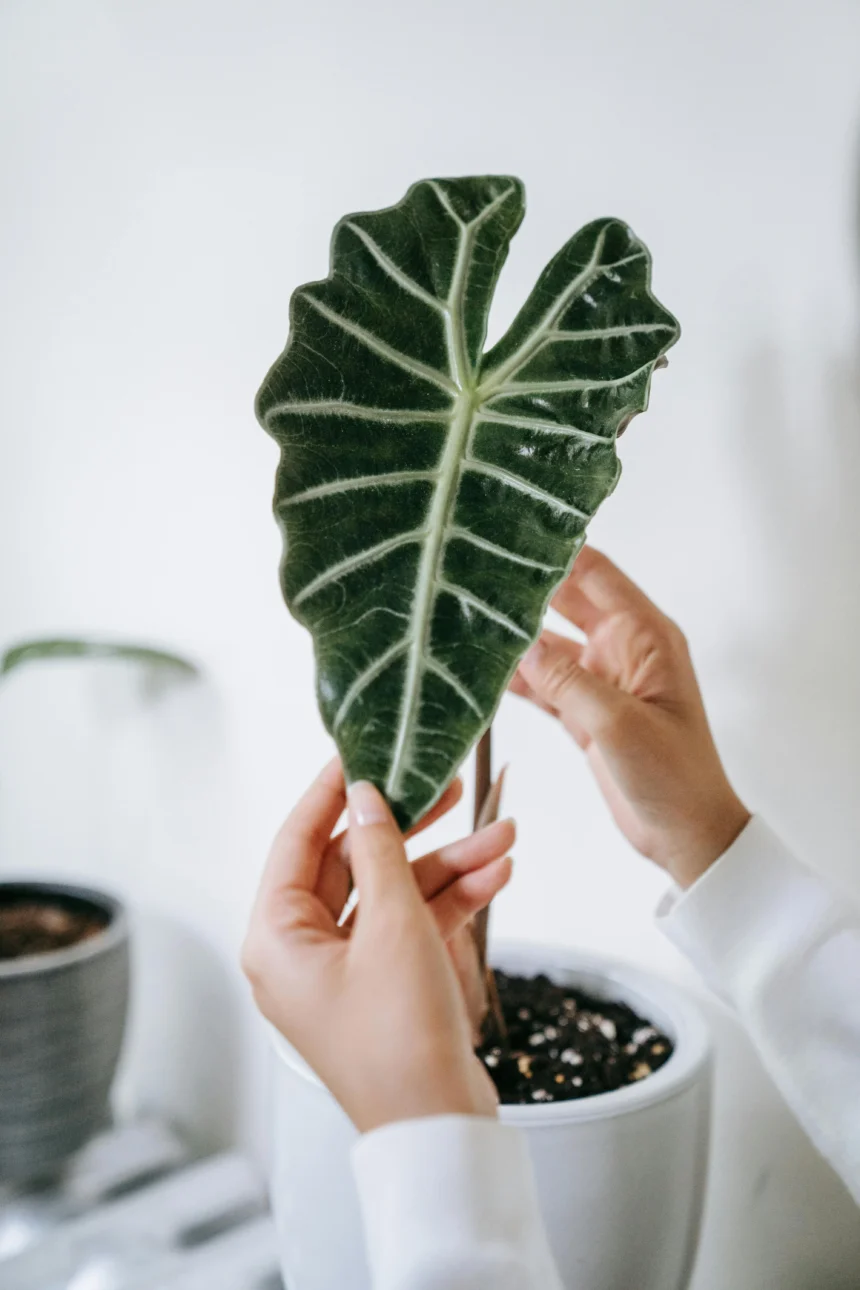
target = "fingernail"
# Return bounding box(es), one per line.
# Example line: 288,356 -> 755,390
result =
521,638 -> 546,671
347,780 -> 389,827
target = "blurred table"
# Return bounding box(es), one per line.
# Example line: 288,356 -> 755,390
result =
0,1119 -> 282,1289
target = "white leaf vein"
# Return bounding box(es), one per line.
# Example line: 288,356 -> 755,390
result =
284,470 -> 438,507
333,638 -> 410,731
467,184 -> 518,232
447,527 -> 564,572
292,529 -> 427,606
302,294 -> 457,394
344,223 -> 447,315
547,322 -> 676,341
486,357 -> 658,399
265,400 -> 451,425
425,656 -> 482,715
477,227 -> 609,395
463,459 -> 592,519
474,410 -> 608,446
428,180 -> 464,227
436,579 -> 530,641
409,766 -> 440,790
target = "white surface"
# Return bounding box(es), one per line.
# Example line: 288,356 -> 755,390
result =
1,1 -> 860,1285
271,944 -> 711,1290
1,1146 -> 275,1290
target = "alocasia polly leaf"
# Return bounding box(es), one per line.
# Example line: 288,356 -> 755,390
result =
256,175 -> 679,828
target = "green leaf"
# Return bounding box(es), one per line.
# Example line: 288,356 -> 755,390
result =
256,175 -> 679,828
0,638 -> 198,681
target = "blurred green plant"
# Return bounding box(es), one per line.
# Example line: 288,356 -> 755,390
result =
0,638 -> 197,682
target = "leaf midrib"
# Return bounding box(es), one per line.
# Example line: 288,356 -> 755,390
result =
385,189 -> 493,797
385,386 -> 479,798
387,184 -> 608,795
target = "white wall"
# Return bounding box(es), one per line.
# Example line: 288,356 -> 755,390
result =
2,0 -> 860,1284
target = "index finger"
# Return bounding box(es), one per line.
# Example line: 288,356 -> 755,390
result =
258,757 -> 346,900
316,775 -> 464,918
551,546 -> 662,630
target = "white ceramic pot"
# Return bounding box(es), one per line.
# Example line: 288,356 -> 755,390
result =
270,942 -> 712,1290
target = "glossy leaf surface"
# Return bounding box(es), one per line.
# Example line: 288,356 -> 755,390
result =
257,176 -> 679,827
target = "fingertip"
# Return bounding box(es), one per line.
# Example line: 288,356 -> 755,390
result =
477,853 -> 514,904
520,637 -> 547,675
568,544 -> 609,583
519,639 -> 558,692
494,853 -> 514,886
573,543 -> 598,568
434,776 -> 463,810
486,816 -> 516,853
461,852 -> 513,901
347,780 -> 391,828
318,755 -> 345,792
431,853 -> 514,939
432,775 -> 465,818
447,816 -> 516,868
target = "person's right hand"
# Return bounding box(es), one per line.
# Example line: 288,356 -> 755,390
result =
512,547 -> 750,889
242,761 -> 513,1133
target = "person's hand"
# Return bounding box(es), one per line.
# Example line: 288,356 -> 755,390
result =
241,759 -> 514,1132
512,547 -> 750,889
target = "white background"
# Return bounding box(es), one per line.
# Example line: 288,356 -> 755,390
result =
2,1 -> 860,1285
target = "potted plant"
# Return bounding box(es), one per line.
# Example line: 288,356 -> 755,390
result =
0,639 -> 196,1182
255,175 -> 712,1288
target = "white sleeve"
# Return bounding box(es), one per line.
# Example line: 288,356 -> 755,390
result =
657,814 -> 860,1203
352,1115 -> 564,1290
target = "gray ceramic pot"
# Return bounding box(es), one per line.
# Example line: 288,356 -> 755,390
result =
0,880 -> 130,1182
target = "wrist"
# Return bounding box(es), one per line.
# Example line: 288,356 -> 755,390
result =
665,794 -> 751,889
354,1092 -> 498,1135
349,1059 -> 499,1134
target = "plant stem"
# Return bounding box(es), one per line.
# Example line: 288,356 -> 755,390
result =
472,728 -> 492,967
473,728 -> 493,827
471,727 -> 507,1042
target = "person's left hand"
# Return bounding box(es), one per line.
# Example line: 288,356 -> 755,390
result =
242,759 -> 515,1132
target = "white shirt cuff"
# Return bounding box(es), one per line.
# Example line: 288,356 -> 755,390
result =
352,1115 -> 563,1290
656,815 -> 844,1003
656,815 -> 860,1199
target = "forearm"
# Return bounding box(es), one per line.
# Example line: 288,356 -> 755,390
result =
353,1116 -> 564,1290
658,815 -> 860,1202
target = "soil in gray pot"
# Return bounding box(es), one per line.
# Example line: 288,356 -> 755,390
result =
477,971 -> 674,1104
0,894 -> 108,960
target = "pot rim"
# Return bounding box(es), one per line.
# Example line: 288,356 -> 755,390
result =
489,940 -> 711,1125
270,939 -> 711,1125
0,878 -> 128,977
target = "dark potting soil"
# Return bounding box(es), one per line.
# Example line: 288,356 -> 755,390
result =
477,970 -> 674,1105
0,900 -> 108,960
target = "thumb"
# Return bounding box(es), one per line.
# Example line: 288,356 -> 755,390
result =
518,632 -> 625,747
346,781 -> 422,910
